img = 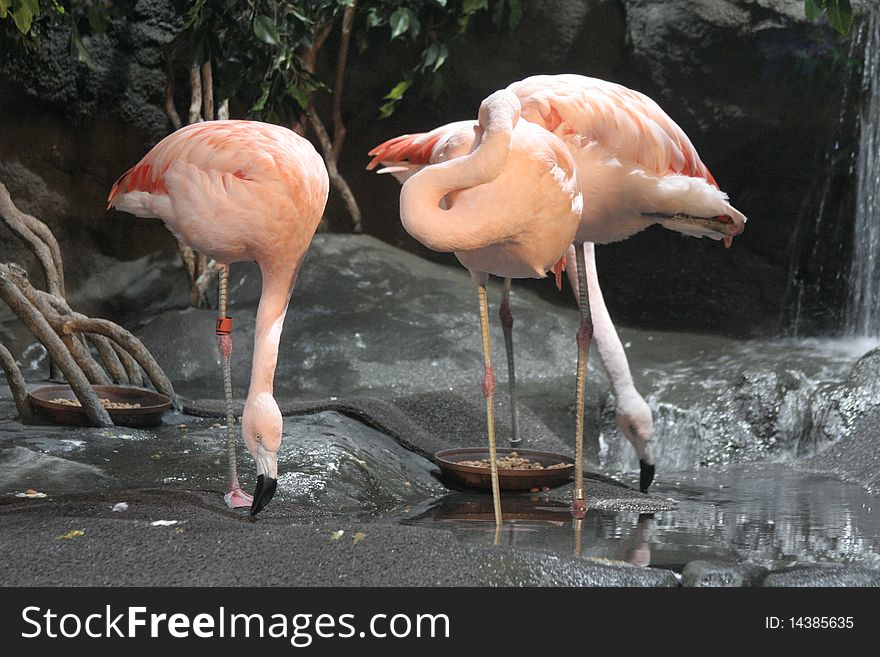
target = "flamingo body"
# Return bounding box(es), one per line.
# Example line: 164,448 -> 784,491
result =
507,74 -> 746,244
109,121 -> 327,267
109,120 -> 329,514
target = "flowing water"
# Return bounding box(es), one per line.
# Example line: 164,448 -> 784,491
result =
788,4 -> 880,337
846,4 -> 880,337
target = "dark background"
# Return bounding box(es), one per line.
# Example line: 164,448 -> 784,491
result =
0,0 -> 863,337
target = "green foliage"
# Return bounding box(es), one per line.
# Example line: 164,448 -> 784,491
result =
181,1 -> 517,123
2,1 -> 518,124
1,1 -> 125,68
804,0 -> 853,35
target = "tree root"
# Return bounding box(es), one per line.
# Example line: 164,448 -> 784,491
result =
0,183 -> 178,425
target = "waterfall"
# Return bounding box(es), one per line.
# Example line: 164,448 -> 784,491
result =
847,5 -> 880,336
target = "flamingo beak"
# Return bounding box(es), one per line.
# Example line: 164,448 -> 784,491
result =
250,444 -> 278,515
639,460 -> 656,493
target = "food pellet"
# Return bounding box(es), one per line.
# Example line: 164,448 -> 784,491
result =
49,397 -> 142,410
458,452 -> 569,471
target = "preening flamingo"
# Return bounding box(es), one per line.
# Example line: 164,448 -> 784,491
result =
370,74 -> 747,505
108,120 -> 329,515
388,89 -> 582,525
368,122 -> 654,495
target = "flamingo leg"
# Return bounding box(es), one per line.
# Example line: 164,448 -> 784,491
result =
218,264 -> 252,509
573,242 -> 592,518
499,277 -> 521,447
476,280 -> 503,527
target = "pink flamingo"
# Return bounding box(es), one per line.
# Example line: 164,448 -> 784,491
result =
370,75 -> 746,508
386,89 -> 582,525
370,122 -> 652,511
108,120 -> 329,515
512,74 -> 746,493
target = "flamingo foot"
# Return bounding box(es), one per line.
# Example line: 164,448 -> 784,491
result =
224,486 -> 253,510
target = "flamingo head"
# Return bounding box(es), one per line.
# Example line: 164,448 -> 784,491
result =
651,201 -> 747,248
615,389 -> 655,493
242,392 -> 282,515
476,89 -> 521,139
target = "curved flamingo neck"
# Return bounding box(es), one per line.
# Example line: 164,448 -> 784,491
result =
247,265 -> 295,399
399,92 -> 518,253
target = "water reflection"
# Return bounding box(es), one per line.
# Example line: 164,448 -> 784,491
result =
403,465 -> 880,570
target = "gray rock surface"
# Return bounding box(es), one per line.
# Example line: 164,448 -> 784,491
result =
0,489 -> 678,586
0,445 -> 111,492
682,560 -> 769,587
803,405 -> 880,494
763,565 -> 880,587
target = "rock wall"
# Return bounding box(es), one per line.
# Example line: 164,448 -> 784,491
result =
0,0 -> 859,338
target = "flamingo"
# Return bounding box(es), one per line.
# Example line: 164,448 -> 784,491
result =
108,120 -> 329,515
368,123 -> 654,493
387,89 -> 582,525
369,74 -> 746,505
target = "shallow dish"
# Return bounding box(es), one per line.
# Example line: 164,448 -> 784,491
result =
28,384 -> 171,428
434,447 -> 575,491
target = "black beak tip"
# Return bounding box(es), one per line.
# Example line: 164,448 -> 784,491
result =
250,474 -> 278,516
639,460 -> 655,493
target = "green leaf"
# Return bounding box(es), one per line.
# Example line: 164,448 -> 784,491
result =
423,42 -> 439,69
70,31 -> 92,66
11,5 -> 34,34
804,0 -> 821,20
432,0 -> 447,7
389,7 -> 411,39
378,101 -> 397,119
250,83 -> 271,113
253,15 -> 281,46
462,0 -> 488,14
287,83 -> 310,110
0,0 -> 9,20
383,79 -> 412,101
826,0 -> 853,35
431,43 -> 448,72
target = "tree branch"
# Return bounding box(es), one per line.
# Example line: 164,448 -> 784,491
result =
61,317 -> 177,405
188,61 -> 203,124
0,342 -> 35,422
0,265 -> 111,427
331,2 -> 357,160
162,36 -> 183,131
306,106 -> 363,232
0,182 -> 65,297
201,60 -> 214,121
88,334 -> 129,385
111,341 -> 143,387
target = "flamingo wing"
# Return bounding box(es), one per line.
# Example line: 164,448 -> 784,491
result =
107,120 -> 304,210
508,74 -> 718,188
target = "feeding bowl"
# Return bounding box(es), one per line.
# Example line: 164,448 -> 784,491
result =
434,447 -> 575,492
28,385 -> 171,428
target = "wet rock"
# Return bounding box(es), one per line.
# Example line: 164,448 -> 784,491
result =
763,565 -> 880,587
138,234 -> 590,399
0,489 -> 678,586
479,554 -> 679,587
803,405 -> 880,494
682,560 -> 769,587
0,445 -> 110,492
